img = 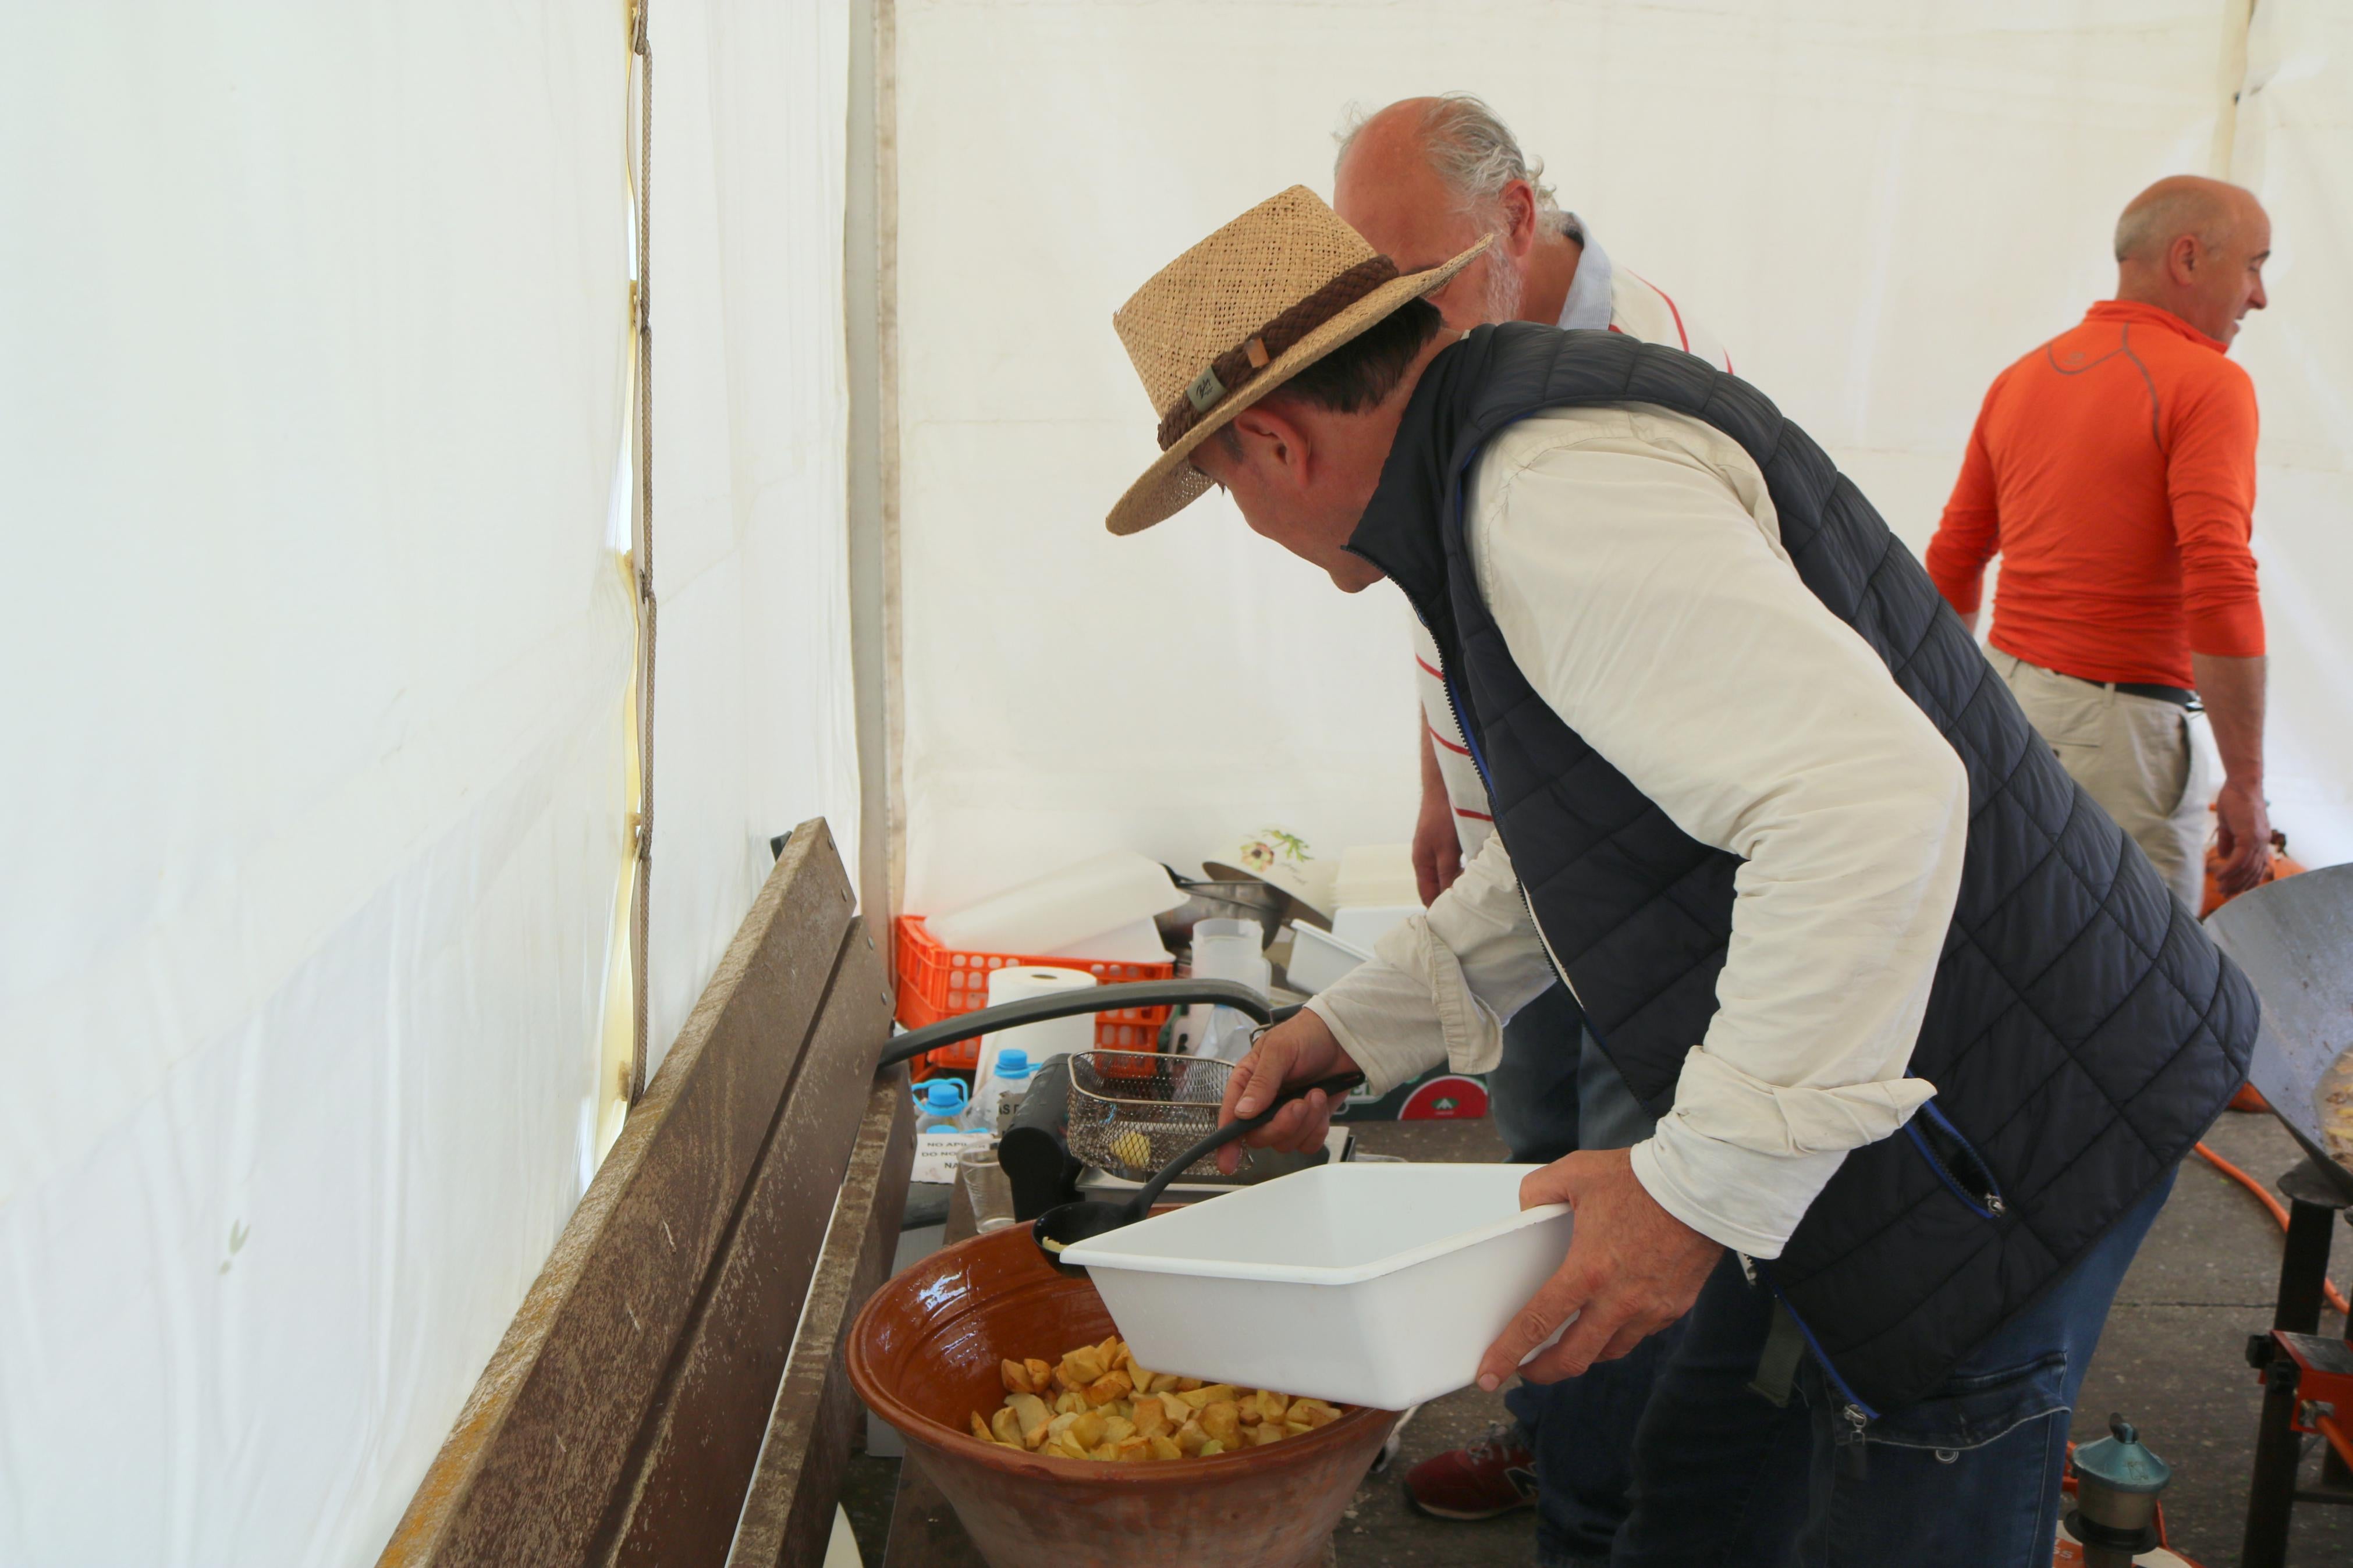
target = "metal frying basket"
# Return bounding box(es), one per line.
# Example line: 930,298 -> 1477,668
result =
1064,1050 -> 1238,1182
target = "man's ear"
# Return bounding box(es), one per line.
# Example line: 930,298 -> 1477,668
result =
2170,230 -> 2203,285
1227,404 -> 1306,485
1498,179 -> 1539,255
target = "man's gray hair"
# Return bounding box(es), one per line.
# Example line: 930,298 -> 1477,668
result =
1336,94 -> 1561,224
2113,181 -> 2240,264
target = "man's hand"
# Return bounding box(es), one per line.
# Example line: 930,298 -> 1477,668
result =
2194,651 -> 2270,897
1214,1011 -> 1360,1175
2212,774 -> 2274,895
1475,1149 -> 1723,1390
1413,727 -> 1464,906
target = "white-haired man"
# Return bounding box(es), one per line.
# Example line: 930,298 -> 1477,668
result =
1332,95 -> 1727,1560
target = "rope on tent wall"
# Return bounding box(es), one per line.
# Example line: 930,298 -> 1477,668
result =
629,0 -> 656,1102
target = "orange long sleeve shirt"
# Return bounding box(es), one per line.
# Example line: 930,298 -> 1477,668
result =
1925,300 -> 2263,689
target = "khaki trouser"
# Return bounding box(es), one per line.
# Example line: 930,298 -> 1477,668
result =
1993,652 -> 2211,909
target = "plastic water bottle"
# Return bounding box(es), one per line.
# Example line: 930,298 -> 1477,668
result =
978,1047 -> 1039,1133
914,1078 -> 971,1135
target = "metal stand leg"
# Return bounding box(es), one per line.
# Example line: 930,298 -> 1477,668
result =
2240,1161 -> 2350,1568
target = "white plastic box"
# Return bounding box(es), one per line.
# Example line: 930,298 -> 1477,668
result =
1059,1162 -> 1572,1410
1282,922 -> 1371,994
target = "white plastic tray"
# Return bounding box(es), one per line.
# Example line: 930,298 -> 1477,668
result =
1060,1161 -> 1572,1410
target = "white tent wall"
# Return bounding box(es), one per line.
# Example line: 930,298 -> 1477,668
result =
647,0 -> 862,1072
0,6 -> 633,1564
893,0 -> 2352,914
2225,0 -> 2353,866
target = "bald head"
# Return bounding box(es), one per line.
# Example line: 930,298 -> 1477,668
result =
2113,176 -> 2270,346
2115,176 -> 2252,264
1332,95 -> 1572,332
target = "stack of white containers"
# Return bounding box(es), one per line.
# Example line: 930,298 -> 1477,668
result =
1330,844 -> 1422,951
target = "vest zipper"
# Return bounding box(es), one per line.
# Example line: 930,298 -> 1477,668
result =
1755,1264 -> 1880,1477
1905,1099 -> 2007,1219
1426,640 -> 1585,1014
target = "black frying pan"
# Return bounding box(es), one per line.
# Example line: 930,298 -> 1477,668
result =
2203,863 -> 2353,1204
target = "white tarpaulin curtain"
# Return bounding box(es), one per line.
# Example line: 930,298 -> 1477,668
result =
2225,0 -> 2353,866
0,6 -> 633,1563
648,0 -> 861,1071
0,0 -> 860,1562
895,0 -> 2353,912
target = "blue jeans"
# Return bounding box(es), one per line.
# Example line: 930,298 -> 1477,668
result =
1613,1168 -> 2177,1567
1489,986 -> 1670,1566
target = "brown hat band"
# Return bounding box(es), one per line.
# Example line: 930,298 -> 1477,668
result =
1154,254 -> 1402,451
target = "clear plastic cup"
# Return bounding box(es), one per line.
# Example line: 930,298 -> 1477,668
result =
958,1145 -> 1016,1233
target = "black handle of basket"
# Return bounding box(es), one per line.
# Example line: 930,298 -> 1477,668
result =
875,979 -> 1286,1071
1127,1070 -> 1366,1217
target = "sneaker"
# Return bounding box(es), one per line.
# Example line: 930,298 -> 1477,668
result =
1404,1421 -> 1539,1520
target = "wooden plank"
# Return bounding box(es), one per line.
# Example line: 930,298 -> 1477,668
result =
727,1067 -> 918,1567
378,820 -> 858,1568
598,920 -> 897,1567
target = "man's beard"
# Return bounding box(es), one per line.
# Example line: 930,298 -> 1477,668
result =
1479,239 -> 1524,324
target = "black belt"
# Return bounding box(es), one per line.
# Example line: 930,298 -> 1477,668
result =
2060,673 -> 2201,710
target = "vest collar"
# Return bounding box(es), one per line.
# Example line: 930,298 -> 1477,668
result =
1344,323 -> 1510,654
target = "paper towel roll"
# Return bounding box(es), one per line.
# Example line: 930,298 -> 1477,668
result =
928,852 -> 1184,955
981,964 -> 1099,1066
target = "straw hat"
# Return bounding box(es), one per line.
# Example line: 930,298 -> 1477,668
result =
1106,186 -> 1488,535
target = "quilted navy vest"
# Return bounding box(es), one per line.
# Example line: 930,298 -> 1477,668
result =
1348,322 -> 2257,1410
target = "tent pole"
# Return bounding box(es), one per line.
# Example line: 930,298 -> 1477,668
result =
629,0 -> 657,1103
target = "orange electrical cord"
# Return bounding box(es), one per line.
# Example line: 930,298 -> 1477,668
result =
2192,1141 -> 2351,1317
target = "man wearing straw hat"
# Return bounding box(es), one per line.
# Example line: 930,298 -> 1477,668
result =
1330,93 -> 1727,1558
1119,187 -> 2255,1564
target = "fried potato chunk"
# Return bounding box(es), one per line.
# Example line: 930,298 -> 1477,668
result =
1007,1392 -> 1052,1448
981,1341 -> 1348,1464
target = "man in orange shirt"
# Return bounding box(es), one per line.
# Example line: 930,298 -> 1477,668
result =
1926,176 -> 2273,908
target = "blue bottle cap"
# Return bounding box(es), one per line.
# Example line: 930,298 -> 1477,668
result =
920,1079 -> 967,1111
996,1048 -> 1032,1077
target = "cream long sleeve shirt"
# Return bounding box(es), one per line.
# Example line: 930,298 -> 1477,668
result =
1311,404 -> 1970,1260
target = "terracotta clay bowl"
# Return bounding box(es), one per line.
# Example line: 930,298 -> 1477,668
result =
846,1220 -> 1399,1568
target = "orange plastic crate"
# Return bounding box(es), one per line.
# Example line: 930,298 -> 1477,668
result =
892,915 -> 1176,1072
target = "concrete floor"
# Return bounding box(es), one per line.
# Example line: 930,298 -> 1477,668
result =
844,1110 -> 2353,1567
